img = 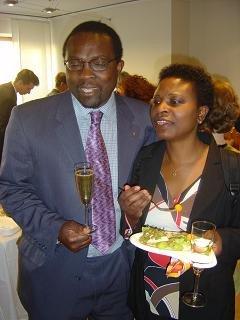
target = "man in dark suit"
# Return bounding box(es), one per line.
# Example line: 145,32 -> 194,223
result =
0,21 -> 155,320
0,69 -> 39,161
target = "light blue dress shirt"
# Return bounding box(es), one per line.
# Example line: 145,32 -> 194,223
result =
72,93 -> 124,256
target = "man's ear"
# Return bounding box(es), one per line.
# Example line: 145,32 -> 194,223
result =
117,60 -> 124,73
197,105 -> 209,124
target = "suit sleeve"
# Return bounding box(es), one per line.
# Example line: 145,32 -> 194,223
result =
0,107 -> 65,257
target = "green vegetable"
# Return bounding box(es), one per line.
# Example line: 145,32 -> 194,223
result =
139,225 -> 191,251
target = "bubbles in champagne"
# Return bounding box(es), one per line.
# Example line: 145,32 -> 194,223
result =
75,169 -> 94,205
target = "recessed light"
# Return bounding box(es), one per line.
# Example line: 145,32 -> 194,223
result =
4,0 -> 18,6
43,7 -> 57,14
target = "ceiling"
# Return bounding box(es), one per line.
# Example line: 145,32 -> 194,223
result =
0,0 -> 139,19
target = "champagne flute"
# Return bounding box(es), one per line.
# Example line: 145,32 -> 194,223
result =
75,162 -> 96,232
182,220 -> 216,307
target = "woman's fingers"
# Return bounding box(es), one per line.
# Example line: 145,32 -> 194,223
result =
119,186 -> 151,216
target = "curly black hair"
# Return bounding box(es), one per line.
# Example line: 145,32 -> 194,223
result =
62,20 -> 123,61
159,63 -> 214,110
204,79 -> 240,133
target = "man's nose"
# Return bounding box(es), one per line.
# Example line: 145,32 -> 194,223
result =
80,62 -> 95,77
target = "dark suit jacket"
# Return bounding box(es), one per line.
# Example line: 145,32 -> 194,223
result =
0,82 -> 17,161
127,135 -> 240,320
0,91 -> 155,319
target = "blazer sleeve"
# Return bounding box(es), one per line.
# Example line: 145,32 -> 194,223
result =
217,149 -> 240,262
217,196 -> 240,261
0,107 -> 65,265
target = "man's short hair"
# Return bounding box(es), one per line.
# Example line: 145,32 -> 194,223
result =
62,20 -> 123,62
15,69 -> 39,86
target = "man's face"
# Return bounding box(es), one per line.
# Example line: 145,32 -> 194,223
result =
65,32 -> 124,108
17,82 -> 35,95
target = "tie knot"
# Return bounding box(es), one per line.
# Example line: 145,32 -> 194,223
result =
90,111 -> 103,125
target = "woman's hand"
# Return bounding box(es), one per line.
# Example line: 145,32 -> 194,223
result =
118,185 -> 151,227
212,230 -> 222,256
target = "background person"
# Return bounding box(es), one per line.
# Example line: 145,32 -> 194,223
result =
47,71 -> 68,96
119,63 -> 240,320
0,21 -> 155,320
0,69 -> 39,161
116,70 -> 130,95
202,78 -> 240,152
117,73 -> 156,103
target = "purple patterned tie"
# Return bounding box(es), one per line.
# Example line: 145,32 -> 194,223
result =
85,111 -> 116,254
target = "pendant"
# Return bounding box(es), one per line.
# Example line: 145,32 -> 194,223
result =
171,170 -> 177,177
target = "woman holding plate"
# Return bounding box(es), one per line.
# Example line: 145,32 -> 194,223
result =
119,63 -> 240,320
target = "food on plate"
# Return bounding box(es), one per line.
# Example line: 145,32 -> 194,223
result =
139,225 -> 191,251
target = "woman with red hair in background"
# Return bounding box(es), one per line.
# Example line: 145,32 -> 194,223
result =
117,73 -> 156,103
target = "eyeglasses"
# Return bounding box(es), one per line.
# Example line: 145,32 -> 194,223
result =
64,57 -> 118,72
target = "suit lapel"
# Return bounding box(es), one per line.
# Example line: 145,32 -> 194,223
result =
138,142 -> 165,224
188,139 -> 223,227
139,142 -> 164,194
116,95 -> 141,188
54,92 -> 86,166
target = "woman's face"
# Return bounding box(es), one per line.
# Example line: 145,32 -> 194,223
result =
150,77 -> 208,141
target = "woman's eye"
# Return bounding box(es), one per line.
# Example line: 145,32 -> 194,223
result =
151,98 -> 161,106
168,98 -> 184,106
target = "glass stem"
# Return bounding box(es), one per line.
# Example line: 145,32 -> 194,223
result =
193,267 -> 203,301
84,204 -> 88,226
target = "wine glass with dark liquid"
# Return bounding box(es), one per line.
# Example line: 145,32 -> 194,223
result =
75,162 -> 96,232
182,220 -> 216,307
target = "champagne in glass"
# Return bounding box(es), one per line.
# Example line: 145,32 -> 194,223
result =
75,162 -> 96,231
182,220 -> 216,308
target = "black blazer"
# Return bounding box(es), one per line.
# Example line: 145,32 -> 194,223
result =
128,134 -> 240,320
0,82 -> 17,160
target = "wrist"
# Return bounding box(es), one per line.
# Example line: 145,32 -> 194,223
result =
126,214 -> 140,228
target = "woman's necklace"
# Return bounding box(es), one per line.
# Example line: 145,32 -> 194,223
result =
164,153 -> 181,177
169,166 -> 177,177
164,147 -> 208,178
164,153 -> 198,177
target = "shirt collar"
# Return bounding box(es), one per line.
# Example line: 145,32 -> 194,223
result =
71,92 -> 115,118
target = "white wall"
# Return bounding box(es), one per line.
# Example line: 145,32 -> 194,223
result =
12,18 -> 52,102
0,17 -> 12,35
172,0 -> 190,64
0,0 -> 240,98
189,0 -> 240,96
51,0 -> 172,85
0,15 -> 52,101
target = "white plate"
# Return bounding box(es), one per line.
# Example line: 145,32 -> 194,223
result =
130,232 -> 217,269
0,216 -> 20,236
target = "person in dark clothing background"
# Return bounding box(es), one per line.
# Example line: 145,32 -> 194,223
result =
47,71 -> 68,96
0,69 -> 39,161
